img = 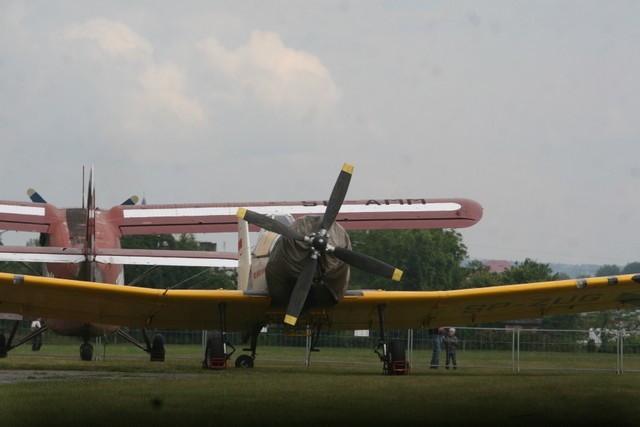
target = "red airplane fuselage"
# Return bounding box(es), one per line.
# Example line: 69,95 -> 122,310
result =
42,206 -> 122,338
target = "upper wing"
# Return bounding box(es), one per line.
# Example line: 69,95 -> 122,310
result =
0,200 -> 55,233
0,197 -> 481,266
0,197 -> 483,235
326,274 -> 640,330
3,272 -> 640,333
0,272 -> 268,330
109,198 -> 483,235
0,246 -> 238,268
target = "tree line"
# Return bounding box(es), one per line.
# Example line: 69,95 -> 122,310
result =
4,229 -> 639,292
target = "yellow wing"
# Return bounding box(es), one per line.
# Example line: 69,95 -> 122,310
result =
2,272 -> 640,332
0,272 -> 270,331
325,274 -> 640,330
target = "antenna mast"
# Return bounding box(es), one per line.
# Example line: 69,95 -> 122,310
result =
82,166 -> 85,209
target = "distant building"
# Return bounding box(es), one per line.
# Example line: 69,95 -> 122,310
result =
484,260 -> 513,273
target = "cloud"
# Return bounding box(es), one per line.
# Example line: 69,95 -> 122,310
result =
63,18 -> 153,60
198,30 -> 341,119
126,63 -> 205,129
60,19 -> 204,132
0,2 -> 29,41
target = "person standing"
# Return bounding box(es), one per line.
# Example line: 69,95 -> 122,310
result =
30,318 -> 43,351
443,327 -> 458,370
429,327 -> 445,369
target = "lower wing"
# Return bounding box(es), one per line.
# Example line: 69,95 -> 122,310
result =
1,272 -> 639,332
330,274 -> 640,329
0,272 -> 267,330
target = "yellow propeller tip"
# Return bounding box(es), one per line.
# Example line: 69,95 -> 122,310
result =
236,208 -> 247,219
342,163 -> 354,174
284,314 -> 298,326
392,269 -> 403,281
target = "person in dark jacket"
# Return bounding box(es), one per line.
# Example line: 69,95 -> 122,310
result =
429,327 -> 445,369
443,327 -> 458,370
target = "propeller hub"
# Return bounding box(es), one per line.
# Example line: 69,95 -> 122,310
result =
236,163 -> 402,327
311,234 -> 328,252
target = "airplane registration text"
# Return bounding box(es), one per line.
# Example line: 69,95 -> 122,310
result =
463,293 -> 603,313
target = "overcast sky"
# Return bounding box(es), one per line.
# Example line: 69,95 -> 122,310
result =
1,1 -> 639,266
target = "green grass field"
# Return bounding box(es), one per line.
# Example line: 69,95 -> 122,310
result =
2,344 -> 639,426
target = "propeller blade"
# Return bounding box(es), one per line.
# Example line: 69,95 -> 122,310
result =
237,208 -> 306,241
284,257 -> 318,326
27,188 -> 47,203
121,195 -> 139,206
321,163 -> 353,231
332,246 -> 403,281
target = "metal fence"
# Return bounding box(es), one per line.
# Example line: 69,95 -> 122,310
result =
406,327 -> 640,374
2,320 -> 639,373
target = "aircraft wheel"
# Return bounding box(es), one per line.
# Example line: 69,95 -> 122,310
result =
80,342 -> 93,361
202,331 -> 225,369
0,332 -> 7,358
387,340 -> 408,376
235,355 -> 254,369
150,334 -> 165,362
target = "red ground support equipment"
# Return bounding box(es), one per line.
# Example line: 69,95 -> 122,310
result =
390,360 -> 411,375
207,357 -> 227,370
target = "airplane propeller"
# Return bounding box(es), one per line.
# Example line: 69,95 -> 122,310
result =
236,163 -> 403,326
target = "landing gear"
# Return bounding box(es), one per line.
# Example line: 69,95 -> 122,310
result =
149,334 -> 166,362
388,340 -> 410,375
80,341 -> 93,361
374,304 -> 410,375
236,323 -> 263,369
202,303 -> 236,370
235,354 -> 254,368
116,328 -> 166,362
203,331 -> 227,369
0,332 -> 7,358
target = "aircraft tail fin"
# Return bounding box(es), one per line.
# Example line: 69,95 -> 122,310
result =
237,218 -> 252,291
85,166 -> 97,282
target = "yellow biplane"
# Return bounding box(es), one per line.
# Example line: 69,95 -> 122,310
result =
1,164 -> 637,373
